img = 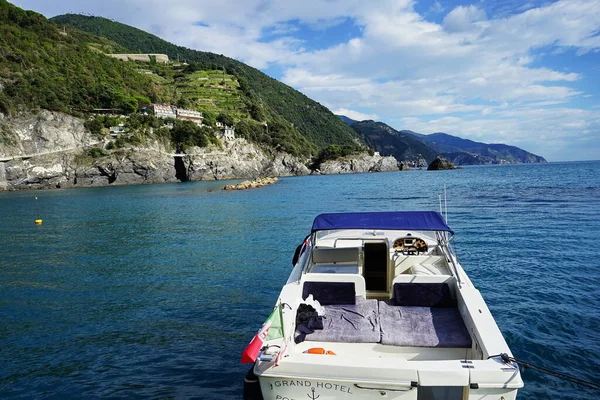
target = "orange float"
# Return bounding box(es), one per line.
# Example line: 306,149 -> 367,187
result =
303,348 -> 336,355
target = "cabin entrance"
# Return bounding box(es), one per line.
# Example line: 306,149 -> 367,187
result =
363,242 -> 388,292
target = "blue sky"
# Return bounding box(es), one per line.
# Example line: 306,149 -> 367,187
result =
12,0 -> 600,161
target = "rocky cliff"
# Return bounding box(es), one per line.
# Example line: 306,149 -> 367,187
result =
0,111 -> 399,191
317,152 -> 399,175
0,111 -> 311,191
180,139 -> 309,182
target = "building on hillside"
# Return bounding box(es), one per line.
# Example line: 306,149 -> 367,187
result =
107,54 -> 170,64
151,104 -> 177,119
109,124 -> 126,139
109,124 -> 125,133
176,109 -> 204,126
217,126 -> 235,141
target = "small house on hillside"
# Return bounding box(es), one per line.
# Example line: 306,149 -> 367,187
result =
217,126 -> 235,141
109,123 -> 126,139
176,108 -> 204,127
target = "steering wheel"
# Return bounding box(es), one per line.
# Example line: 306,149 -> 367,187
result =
402,246 -> 418,255
393,237 -> 428,255
414,239 -> 428,253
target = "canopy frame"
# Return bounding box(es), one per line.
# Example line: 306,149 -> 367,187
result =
311,211 -> 454,235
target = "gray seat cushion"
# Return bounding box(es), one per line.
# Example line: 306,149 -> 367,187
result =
379,302 -> 472,348
393,282 -> 456,308
304,298 -> 380,343
302,281 -> 356,305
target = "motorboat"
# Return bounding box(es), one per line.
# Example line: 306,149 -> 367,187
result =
242,211 -> 523,400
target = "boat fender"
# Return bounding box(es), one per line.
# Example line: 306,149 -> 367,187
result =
243,367 -> 264,400
303,347 -> 336,355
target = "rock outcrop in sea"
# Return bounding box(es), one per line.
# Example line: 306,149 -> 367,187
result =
223,177 -> 278,190
427,156 -> 456,171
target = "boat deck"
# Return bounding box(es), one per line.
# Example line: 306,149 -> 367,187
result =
294,341 -> 471,361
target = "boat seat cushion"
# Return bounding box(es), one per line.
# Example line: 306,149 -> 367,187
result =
302,281 -> 356,306
393,282 -> 456,308
303,297 -> 380,343
379,302 -> 472,348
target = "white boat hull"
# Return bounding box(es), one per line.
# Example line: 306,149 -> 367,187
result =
260,376 -> 415,399
259,376 -> 519,400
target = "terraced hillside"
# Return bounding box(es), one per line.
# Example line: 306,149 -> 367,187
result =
177,70 -> 246,119
51,14 -> 361,150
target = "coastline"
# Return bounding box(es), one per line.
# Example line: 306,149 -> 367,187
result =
0,110 -> 553,193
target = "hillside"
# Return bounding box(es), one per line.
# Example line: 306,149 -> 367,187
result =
407,132 -> 547,164
50,14 -> 361,151
337,115 -> 358,125
350,121 -> 439,163
0,0 -> 163,117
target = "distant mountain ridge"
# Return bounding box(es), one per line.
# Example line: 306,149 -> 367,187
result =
336,115 -> 546,165
350,120 -> 439,163
407,132 -> 547,164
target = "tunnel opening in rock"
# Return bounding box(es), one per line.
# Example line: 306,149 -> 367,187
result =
97,166 -> 117,184
174,156 -> 188,182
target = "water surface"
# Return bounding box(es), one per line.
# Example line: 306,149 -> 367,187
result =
1,162 -> 599,399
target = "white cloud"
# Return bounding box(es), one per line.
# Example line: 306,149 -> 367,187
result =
443,5 -> 487,33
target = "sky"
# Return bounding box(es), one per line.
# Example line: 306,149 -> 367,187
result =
12,0 -> 600,161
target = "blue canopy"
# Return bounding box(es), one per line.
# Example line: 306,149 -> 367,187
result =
311,211 -> 453,234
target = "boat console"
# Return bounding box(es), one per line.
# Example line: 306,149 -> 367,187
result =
392,235 -> 429,255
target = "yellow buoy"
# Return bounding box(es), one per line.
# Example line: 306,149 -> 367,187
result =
34,196 -> 42,224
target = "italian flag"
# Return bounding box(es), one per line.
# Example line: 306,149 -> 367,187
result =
241,303 -> 284,364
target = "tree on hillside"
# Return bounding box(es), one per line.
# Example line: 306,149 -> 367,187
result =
171,119 -> 208,148
217,112 -> 234,127
202,110 -> 217,126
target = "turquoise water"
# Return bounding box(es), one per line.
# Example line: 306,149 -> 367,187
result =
1,162 -> 599,399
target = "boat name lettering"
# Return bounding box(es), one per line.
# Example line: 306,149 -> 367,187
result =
270,380 -> 312,389
316,382 -> 353,394
269,380 -> 353,394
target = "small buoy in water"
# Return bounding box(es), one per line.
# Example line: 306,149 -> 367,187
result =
303,348 -> 336,355
34,196 -> 42,224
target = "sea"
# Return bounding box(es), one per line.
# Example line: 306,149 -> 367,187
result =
1,161 -> 599,400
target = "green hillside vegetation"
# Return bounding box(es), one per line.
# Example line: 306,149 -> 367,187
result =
0,0 -> 164,116
175,68 -> 247,120
0,1 -> 314,158
50,14 -> 362,150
